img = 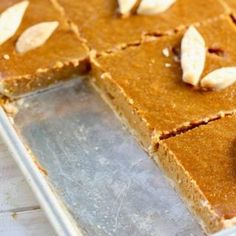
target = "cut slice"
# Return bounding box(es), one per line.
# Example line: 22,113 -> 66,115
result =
157,114 -> 236,233
0,0 -> 89,98
91,16 -> 236,151
52,0 -> 226,52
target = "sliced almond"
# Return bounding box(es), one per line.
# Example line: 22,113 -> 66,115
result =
181,26 -> 206,86
137,0 -> 175,15
118,0 -> 137,15
162,48 -> 170,57
201,67 -> 236,90
16,21 -> 59,54
0,1 -> 29,45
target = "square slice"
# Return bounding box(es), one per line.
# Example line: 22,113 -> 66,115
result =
0,0 -> 89,98
157,114 -> 236,233
91,17 -> 236,151
54,0 -> 226,52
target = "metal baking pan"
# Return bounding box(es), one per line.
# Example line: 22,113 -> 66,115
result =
0,77 -> 235,236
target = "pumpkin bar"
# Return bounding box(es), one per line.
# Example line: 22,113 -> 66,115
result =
157,114 -> 236,233
0,0 -> 89,98
91,16 -> 236,151
53,0 -> 226,52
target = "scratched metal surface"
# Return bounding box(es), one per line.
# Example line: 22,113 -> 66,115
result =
8,78 -> 206,236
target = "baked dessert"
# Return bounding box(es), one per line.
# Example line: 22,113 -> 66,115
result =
91,16 -> 236,151
157,114 -> 236,233
52,0 -> 227,52
0,0 -> 89,98
1,0 -> 236,235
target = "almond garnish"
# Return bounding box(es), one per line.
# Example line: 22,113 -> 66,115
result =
16,21 -> 59,54
0,1 -> 29,45
3,54 -> 10,60
162,48 -> 170,57
137,0 -> 175,15
201,67 -> 236,91
118,0 -> 137,16
181,26 -> 206,86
